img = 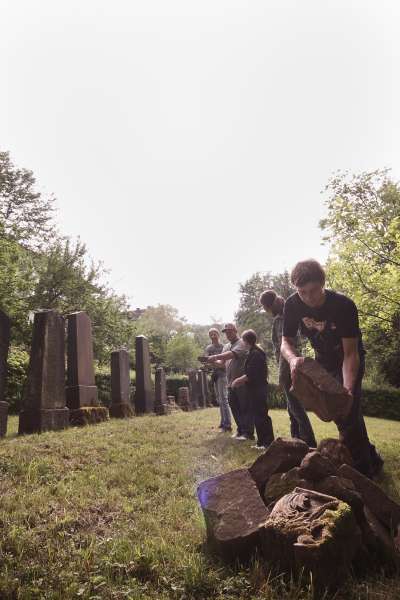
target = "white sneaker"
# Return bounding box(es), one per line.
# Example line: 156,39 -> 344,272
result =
235,435 -> 248,441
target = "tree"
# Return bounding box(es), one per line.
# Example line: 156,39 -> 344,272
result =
321,169 -> 400,385
235,271 -> 294,351
165,332 -> 202,372
0,151 -> 56,249
135,304 -> 187,363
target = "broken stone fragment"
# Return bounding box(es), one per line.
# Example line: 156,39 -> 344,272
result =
263,468 -> 313,506
291,358 -> 353,422
197,469 -> 269,562
249,437 -> 309,491
362,507 -> 399,567
262,487 -> 361,590
298,451 -> 337,481
339,464 -> 400,530
317,437 -> 354,469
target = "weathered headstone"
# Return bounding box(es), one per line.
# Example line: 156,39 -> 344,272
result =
200,370 -> 212,406
19,310 -> 69,434
134,335 -> 154,414
197,370 -> 206,408
177,386 -> 191,411
262,487 -> 362,590
197,468 -> 269,561
292,357 -> 352,422
66,311 -> 98,408
66,311 -> 108,425
155,367 -> 170,415
188,369 -> 199,409
110,349 -> 134,418
0,310 -> 10,437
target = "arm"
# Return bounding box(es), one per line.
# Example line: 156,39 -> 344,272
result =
281,336 -> 304,381
207,350 -> 234,363
231,374 -> 248,388
342,337 -> 360,394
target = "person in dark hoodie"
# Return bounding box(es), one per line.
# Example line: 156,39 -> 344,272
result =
231,329 -> 274,450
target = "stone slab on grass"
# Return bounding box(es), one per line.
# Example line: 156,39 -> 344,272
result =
197,468 -> 269,561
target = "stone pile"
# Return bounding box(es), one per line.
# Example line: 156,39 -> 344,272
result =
198,437 -> 400,592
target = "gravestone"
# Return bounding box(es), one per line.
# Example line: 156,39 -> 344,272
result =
197,468 -> 269,561
155,367 -> 170,415
188,369 -> 199,409
66,311 -> 108,425
110,349 -> 134,418
177,386 -> 191,411
134,335 -> 154,413
66,311 -> 98,408
19,310 -> 69,434
262,487 -> 361,591
0,310 -> 10,437
197,370 -> 206,408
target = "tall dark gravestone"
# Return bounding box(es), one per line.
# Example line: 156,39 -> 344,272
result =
19,310 -> 69,434
188,369 -> 199,409
200,370 -> 210,407
155,366 -> 170,415
66,311 -> 108,426
110,349 -> 134,418
0,310 -> 11,437
66,311 -> 98,409
134,335 -> 154,414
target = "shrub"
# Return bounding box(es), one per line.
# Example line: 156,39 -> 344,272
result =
6,346 -> 29,413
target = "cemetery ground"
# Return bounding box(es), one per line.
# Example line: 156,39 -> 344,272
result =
0,411 -> 400,600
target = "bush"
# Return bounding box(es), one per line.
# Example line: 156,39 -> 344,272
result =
362,385 -> 400,421
6,346 -> 29,413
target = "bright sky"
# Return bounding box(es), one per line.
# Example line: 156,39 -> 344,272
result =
1,1 -> 400,324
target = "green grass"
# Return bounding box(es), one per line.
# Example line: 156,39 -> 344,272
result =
0,409 -> 400,599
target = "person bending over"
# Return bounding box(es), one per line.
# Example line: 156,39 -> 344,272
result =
281,258 -> 383,478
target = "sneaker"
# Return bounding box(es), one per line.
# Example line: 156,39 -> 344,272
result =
231,432 -> 241,439
235,435 -> 248,441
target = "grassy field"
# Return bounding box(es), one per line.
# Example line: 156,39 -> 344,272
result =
0,409 -> 400,600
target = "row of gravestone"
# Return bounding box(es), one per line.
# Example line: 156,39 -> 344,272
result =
0,308 -> 210,436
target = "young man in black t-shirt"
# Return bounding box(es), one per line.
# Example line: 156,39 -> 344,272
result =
281,259 -> 383,478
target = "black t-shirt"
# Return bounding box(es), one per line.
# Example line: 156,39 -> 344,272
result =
244,346 -> 268,388
282,290 -> 365,373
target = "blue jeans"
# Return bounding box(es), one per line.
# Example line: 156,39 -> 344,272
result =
214,376 -> 231,429
285,388 -> 317,447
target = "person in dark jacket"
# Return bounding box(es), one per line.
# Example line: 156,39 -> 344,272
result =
260,289 -> 316,447
231,329 -> 274,450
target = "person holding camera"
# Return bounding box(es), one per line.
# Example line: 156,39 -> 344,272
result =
204,328 -> 232,432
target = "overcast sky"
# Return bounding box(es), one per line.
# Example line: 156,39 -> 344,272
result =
1,1 -> 400,324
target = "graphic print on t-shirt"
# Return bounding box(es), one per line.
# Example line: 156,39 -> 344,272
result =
302,317 -> 338,333
302,317 -> 326,332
